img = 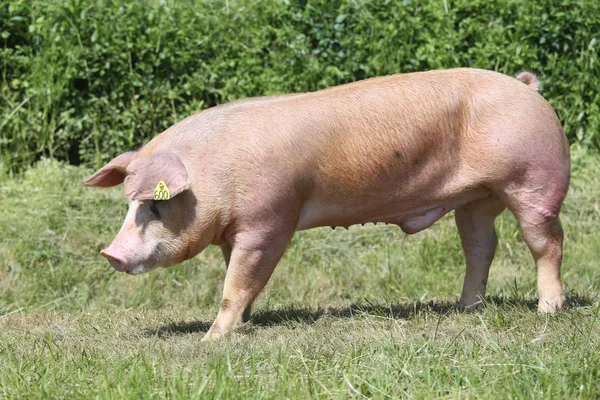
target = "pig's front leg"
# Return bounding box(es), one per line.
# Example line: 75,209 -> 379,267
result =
202,230 -> 293,341
219,241 -> 252,323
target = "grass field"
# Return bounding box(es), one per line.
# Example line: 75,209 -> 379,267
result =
1,145 -> 599,398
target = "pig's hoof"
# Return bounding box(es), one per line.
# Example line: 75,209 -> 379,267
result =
201,330 -> 224,342
201,325 -> 227,342
537,297 -> 564,313
458,298 -> 484,312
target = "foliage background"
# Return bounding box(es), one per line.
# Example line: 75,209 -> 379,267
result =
1,0 -> 599,172
2,2 -> 600,397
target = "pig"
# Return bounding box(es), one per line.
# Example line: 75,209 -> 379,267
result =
83,68 -> 570,341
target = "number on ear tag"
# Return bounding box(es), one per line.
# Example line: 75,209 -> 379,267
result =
153,181 -> 171,200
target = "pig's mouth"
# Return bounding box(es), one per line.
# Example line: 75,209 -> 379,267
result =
124,264 -> 153,275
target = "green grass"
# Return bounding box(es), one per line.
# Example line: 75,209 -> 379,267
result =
1,145 -> 600,398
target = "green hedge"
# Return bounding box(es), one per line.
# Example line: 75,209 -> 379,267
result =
1,0 -> 599,171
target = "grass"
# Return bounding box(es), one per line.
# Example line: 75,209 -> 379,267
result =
1,144 -> 599,398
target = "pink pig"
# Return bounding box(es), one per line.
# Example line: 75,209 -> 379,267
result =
84,68 -> 570,341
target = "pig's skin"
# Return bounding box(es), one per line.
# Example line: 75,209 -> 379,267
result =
84,68 -> 570,341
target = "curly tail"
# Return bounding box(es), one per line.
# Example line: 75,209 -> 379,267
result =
515,71 -> 540,91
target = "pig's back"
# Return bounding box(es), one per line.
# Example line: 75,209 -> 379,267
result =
224,68 -> 563,229
149,69 -> 565,230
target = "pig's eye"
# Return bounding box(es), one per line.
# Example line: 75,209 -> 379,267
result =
149,200 -> 161,218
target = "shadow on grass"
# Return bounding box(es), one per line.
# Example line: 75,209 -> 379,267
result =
251,292 -> 595,327
143,293 -> 596,337
143,320 -> 212,338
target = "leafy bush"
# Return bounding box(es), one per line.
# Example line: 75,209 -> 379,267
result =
1,0 -> 599,171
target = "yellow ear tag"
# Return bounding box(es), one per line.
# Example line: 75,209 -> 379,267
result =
153,181 -> 171,200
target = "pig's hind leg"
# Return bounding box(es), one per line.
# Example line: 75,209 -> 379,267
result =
505,193 -> 566,312
455,196 -> 506,309
203,228 -> 294,341
522,215 -> 564,312
496,169 -> 568,312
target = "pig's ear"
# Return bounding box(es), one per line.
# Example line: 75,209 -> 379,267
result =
83,151 -> 138,187
124,152 -> 191,201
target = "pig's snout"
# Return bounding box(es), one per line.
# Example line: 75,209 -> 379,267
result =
100,247 -> 129,272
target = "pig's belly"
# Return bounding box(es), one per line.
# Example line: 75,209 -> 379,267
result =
295,187 -> 492,233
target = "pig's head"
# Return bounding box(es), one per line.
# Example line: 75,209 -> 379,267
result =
83,151 -> 198,275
